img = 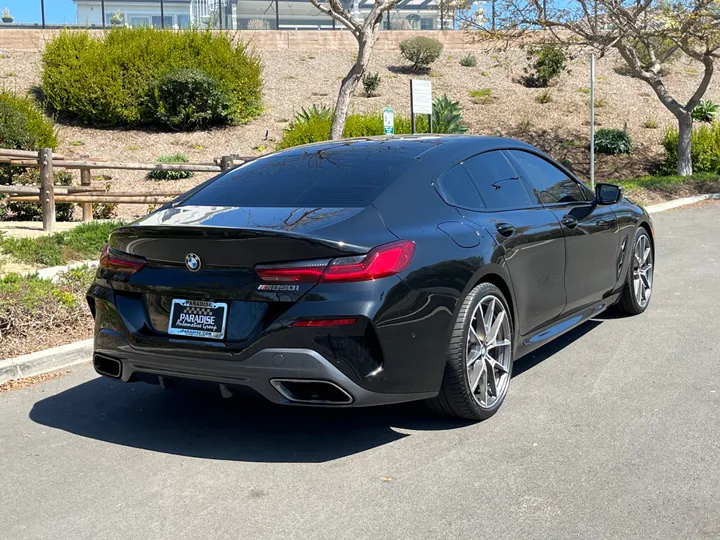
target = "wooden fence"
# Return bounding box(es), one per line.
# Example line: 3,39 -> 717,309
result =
0,148 -> 254,233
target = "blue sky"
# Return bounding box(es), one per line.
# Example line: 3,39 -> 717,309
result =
4,0 -> 76,24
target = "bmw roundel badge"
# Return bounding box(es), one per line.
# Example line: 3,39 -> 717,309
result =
185,253 -> 201,272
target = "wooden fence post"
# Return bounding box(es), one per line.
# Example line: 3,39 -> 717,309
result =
39,148 -> 56,233
220,155 -> 232,172
80,168 -> 93,222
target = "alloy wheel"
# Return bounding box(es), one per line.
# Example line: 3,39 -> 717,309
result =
633,234 -> 653,307
466,295 -> 512,409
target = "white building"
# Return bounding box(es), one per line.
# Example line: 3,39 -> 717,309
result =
73,0 -> 448,30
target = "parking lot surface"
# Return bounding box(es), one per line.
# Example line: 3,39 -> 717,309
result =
1,204 -> 718,540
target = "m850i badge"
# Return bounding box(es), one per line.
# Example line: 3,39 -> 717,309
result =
258,284 -> 300,291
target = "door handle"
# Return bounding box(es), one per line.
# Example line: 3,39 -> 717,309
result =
561,215 -> 578,229
496,222 -> 515,237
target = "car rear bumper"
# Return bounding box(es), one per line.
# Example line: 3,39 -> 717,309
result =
93,329 -> 437,407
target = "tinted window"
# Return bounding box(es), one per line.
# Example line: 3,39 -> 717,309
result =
183,150 -> 414,208
462,151 -> 534,210
437,165 -> 485,209
509,150 -> 587,204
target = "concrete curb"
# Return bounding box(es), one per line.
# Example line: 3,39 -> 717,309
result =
0,339 -> 93,385
646,193 -> 720,214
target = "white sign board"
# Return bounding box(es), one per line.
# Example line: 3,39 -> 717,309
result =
383,107 -> 394,134
411,79 -> 432,115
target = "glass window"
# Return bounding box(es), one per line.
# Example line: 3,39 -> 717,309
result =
183,148 -> 416,208
106,12 -> 125,25
462,151 -> 534,210
437,165 -> 485,210
420,18 -> 433,30
178,14 -> 191,29
509,150 -> 588,204
130,16 -> 150,27
406,14 -> 420,29
152,15 -> 174,28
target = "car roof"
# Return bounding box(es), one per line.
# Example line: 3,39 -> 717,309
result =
273,135 -> 540,166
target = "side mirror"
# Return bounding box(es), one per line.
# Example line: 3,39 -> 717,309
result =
596,183 -> 622,205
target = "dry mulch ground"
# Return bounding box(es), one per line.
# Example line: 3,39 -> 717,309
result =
2,45 -> 720,220
0,370 -> 71,392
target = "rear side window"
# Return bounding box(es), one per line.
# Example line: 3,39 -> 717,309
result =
509,150 -> 588,204
462,151 -> 535,210
436,165 -> 485,210
183,151 -> 414,208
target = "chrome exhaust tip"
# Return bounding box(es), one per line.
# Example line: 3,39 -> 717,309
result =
93,353 -> 122,379
271,379 -> 353,405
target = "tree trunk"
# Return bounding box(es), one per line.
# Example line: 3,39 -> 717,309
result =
676,112 -> 693,176
329,33 -> 376,140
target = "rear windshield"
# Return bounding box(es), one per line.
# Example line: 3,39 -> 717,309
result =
182,150 -> 414,208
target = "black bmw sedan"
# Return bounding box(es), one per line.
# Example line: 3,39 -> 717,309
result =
88,135 -> 654,420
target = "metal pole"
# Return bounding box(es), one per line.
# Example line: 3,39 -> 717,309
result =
428,113 -> 433,133
160,0 -> 165,28
101,0 -> 106,28
410,81 -> 416,134
41,0 -> 46,28
590,53 -> 596,192
275,0 -> 280,29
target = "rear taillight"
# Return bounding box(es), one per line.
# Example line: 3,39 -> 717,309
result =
255,240 -> 415,284
99,244 -> 147,274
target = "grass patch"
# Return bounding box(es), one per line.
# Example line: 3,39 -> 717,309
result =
147,153 -> 194,181
616,173 -> 720,191
0,221 -> 125,267
468,88 -> 494,104
615,173 -> 720,205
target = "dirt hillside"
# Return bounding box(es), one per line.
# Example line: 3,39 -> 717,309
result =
1,45 -> 714,220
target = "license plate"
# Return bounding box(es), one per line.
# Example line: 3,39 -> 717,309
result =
168,299 -> 228,340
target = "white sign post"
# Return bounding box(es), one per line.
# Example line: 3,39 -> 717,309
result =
410,79 -> 432,134
383,107 -> 394,135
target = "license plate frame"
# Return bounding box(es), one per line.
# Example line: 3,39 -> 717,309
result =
168,299 -> 228,340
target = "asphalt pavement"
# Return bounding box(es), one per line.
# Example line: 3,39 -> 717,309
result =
1,204 -> 718,540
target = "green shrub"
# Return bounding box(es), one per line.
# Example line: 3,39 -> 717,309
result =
147,69 -> 235,131
147,153 -> 195,180
276,107 -> 430,150
468,88 -> 494,104
662,122 -> 720,173
0,220 -> 125,267
459,53 -> 477,67
41,28 -> 262,128
536,89 -> 553,104
594,128 -> 632,155
0,90 -> 57,150
691,99 -> 718,123
432,95 -> 468,134
399,36 -> 444,71
362,72 -> 381,97
522,45 -> 567,88
0,266 -> 96,357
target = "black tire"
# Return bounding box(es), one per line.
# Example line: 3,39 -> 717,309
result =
618,227 -> 654,315
428,282 -> 514,421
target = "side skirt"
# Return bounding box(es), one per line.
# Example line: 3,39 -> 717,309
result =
514,293 -> 620,360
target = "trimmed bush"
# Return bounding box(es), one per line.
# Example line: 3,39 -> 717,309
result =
399,36 -> 443,71
662,122 -> 720,174
0,90 -> 57,150
147,153 -> 195,180
147,69 -> 235,131
691,99 -> 718,123
362,72 -> 381,97
522,45 -> 567,88
41,28 -> 262,128
459,53 -> 477,67
594,128 -> 632,155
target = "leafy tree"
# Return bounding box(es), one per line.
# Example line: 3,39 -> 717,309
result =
307,0 -> 401,140
486,0 -> 720,176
